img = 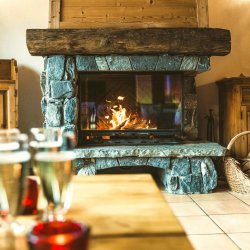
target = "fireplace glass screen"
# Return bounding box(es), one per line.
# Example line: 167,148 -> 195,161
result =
78,73 -> 183,145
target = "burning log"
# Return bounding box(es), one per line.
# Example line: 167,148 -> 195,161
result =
96,96 -> 157,130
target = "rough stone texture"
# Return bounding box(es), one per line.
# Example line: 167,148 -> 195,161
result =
75,143 -> 224,194
76,55 -> 98,71
40,71 -> 47,96
129,55 -> 158,71
95,56 -> 109,70
180,56 -> 199,71
64,97 -> 77,124
106,56 -> 132,70
78,165 -> 96,175
197,56 -> 210,71
171,158 -> 191,176
96,158 -> 119,170
147,157 -> 170,169
75,156 -> 217,194
42,55 -> 206,139
75,158 -> 96,175
65,57 -> 76,81
41,97 -> 47,116
47,55 -> 65,80
74,143 -> 226,159
64,124 -> 76,134
45,100 -> 63,127
161,157 -> 217,194
156,55 -> 183,71
118,157 -> 148,166
51,80 -> 74,99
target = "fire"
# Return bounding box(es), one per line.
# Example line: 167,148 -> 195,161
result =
97,96 -> 156,130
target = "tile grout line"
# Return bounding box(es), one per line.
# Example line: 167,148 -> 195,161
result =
165,190 -> 246,249
188,197 -> 242,249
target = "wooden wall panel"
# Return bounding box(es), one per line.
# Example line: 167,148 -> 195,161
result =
57,0 -> 203,29
196,0 -> 209,27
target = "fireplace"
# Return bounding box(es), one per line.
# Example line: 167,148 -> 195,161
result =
26,27 -> 230,194
78,72 -> 183,145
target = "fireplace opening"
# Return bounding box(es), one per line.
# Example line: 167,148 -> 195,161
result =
77,72 -> 183,146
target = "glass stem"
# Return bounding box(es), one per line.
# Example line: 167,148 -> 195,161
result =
44,203 -> 65,222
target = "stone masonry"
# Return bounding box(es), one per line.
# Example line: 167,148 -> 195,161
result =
41,54 -> 210,138
39,54 -> 227,194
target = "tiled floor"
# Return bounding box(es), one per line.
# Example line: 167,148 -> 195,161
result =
162,182 -> 250,250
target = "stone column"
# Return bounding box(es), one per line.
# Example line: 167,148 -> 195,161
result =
40,55 -> 78,134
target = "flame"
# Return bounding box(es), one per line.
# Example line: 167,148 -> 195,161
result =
97,96 -> 156,130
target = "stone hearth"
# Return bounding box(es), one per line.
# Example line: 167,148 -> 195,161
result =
75,143 -> 225,194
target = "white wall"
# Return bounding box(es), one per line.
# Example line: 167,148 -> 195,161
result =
1,0 -> 250,140
0,0 -> 49,133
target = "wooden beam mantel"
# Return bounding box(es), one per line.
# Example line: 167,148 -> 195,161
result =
26,28 -> 231,56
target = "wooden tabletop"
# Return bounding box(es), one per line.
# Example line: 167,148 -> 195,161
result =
67,174 -> 194,250
4,174 -> 193,250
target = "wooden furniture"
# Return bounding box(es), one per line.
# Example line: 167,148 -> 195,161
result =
0,59 -> 18,129
217,76 -> 250,158
49,0 -> 208,29
67,174 -> 193,250
9,174 -> 193,249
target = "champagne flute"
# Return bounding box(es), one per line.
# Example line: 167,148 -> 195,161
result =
30,128 -> 76,222
0,129 -> 31,249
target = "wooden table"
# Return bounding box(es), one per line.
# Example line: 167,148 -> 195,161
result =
3,174 -> 193,249
67,174 -> 194,250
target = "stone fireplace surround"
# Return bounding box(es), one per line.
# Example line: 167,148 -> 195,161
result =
26,28 -> 230,194
40,54 -> 226,194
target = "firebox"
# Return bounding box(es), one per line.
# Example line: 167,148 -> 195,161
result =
78,72 -> 183,146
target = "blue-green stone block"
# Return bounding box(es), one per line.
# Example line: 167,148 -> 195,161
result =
180,175 -> 192,193
63,124 -> 75,134
40,71 -> 47,95
147,157 -> 170,169
76,56 -> 98,71
41,97 -> 47,116
129,55 -> 159,71
47,55 -> 65,80
64,97 -> 77,124
170,176 -> 179,191
156,55 -> 183,70
171,158 -> 191,176
190,175 -> 202,193
106,56 -> 132,70
51,80 -> 74,99
45,100 -> 62,127
207,170 -> 217,190
95,56 -> 110,70
65,57 -> 77,80
190,158 -> 202,174
197,56 -> 210,71
118,157 -> 147,166
96,158 -> 119,169
180,56 -> 199,71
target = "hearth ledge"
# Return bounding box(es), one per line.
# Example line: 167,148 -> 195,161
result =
75,142 -> 226,195
74,142 -> 225,158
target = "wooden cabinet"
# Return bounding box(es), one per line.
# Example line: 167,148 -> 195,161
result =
217,76 -> 250,158
0,59 -> 18,129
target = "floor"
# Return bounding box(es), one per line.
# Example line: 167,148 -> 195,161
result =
162,181 -> 250,250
